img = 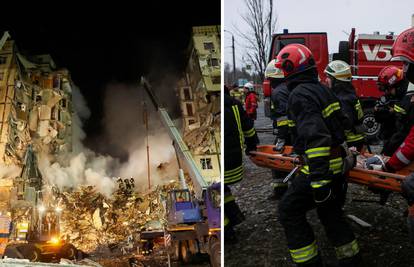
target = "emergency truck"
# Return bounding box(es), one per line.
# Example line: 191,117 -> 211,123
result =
263,28 -> 404,141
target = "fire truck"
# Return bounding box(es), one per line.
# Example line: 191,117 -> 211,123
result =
263,28 -> 404,141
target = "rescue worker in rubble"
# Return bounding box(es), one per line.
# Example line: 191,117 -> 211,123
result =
275,44 -> 360,266
365,28 -> 414,209
243,82 -> 258,120
117,177 -> 125,193
375,66 -> 410,156
265,59 -> 291,198
324,60 -> 366,151
224,85 -> 259,242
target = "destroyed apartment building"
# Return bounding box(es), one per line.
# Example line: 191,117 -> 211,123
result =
0,31 -> 73,214
177,25 -> 221,184
0,32 -> 177,256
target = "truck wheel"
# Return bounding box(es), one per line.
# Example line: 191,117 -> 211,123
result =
60,244 -> 77,260
180,241 -> 191,263
362,108 -> 381,143
209,237 -> 221,267
169,241 -> 180,261
19,244 -> 41,262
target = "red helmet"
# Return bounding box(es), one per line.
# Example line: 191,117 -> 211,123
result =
275,44 -> 316,78
391,27 -> 414,63
377,66 -> 403,89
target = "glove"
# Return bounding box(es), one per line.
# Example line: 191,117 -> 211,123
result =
365,155 -> 388,170
245,144 -> 257,156
313,185 -> 334,207
275,138 -> 286,151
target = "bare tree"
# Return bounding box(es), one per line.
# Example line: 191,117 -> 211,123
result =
234,0 -> 277,82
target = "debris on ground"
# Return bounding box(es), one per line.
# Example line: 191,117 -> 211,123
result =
58,181 -> 179,254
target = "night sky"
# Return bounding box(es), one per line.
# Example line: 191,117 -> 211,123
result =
0,3 -> 220,155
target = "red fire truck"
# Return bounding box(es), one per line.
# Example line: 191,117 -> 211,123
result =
263,28 -> 404,141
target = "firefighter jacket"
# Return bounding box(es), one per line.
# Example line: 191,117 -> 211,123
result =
286,69 -> 346,189
386,97 -> 414,170
332,81 -> 365,145
271,82 -> 290,140
382,94 -> 412,155
230,89 -> 244,103
224,94 -> 258,185
245,91 -> 258,120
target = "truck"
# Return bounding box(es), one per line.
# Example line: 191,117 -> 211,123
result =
263,28 -> 404,141
2,147 -> 77,262
141,78 -> 221,267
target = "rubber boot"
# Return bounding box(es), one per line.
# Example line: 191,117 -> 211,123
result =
296,254 -> 324,267
338,253 -> 362,267
224,225 -> 238,244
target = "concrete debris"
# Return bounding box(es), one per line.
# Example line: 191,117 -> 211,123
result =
58,181 -> 179,253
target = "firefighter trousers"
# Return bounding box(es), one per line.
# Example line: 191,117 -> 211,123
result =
278,172 -> 359,266
224,184 -> 245,229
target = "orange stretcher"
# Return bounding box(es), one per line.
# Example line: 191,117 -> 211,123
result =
250,145 -> 414,193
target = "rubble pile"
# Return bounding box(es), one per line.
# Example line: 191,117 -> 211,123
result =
58,181 -> 179,253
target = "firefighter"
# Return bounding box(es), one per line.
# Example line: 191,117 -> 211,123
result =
366,27 -> 414,173
375,65 -> 410,155
275,44 -> 360,266
324,60 -> 366,151
265,59 -> 291,198
224,86 -> 259,242
244,82 -> 258,120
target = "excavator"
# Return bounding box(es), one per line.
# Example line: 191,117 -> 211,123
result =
2,146 -> 77,262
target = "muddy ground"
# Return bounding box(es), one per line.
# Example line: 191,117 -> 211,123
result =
224,103 -> 414,267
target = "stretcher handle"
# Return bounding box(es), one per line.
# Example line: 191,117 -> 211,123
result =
250,151 -> 300,164
251,151 -> 407,181
352,167 -> 406,180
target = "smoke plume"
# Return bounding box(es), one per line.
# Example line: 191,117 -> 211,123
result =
38,81 -> 179,197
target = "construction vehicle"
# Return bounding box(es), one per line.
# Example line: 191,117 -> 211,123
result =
249,145 -> 414,240
263,28 -> 404,140
141,77 -> 221,267
2,147 -> 77,262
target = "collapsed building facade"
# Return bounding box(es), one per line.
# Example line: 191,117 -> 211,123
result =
178,26 -> 221,184
0,31 -> 73,216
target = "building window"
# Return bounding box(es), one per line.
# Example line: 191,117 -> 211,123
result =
0,57 -> 6,64
188,119 -> 195,125
203,42 -> 214,51
186,103 -> 193,116
61,99 -> 67,108
212,76 -> 221,84
17,102 -> 26,112
0,72 -> 4,81
200,158 -> 213,170
209,58 -> 219,67
183,88 -> 191,100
